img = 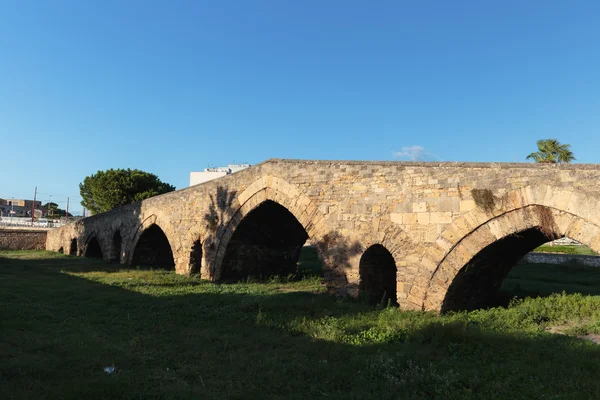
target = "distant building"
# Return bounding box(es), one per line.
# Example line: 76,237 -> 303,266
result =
228,164 -> 251,173
1,198 -> 42,209
0,198 -> 43,217
0,204 -> 26,217
190,164 -> 250,186
0,205 -> 43,217
547,237 -> 581,246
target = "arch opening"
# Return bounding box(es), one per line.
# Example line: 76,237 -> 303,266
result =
84,237 -> 103,259
221,200 -> 309,282
58,247 -> 64,254
111,231 -> 122,263
131,224 -> 175,270
359,244 -> 397,305
189,239 -> 202,275
70,239 -> 78,256
442,227 -> 599,313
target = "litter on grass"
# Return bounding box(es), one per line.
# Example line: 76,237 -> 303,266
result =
103,366 -> 116,374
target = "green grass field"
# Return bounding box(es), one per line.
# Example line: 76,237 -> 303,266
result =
533,244 -> 597,255
1,250 -> 600,399
501,261 -> 600,298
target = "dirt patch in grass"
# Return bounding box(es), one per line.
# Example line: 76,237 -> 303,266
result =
546,325 -> 600,345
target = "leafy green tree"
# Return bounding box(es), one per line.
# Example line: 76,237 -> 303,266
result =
50,208 -> 72,218
526,139 -> 575,164
79,169 -> 175,215
44,202 -> 58,217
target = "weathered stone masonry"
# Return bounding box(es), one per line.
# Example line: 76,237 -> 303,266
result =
45,159 -> 600,312
1,229 -> 47,251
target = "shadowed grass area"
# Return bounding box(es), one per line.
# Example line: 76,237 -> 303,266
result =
1,250 -> 600,399
500,262 -> 600,299
296,245 -> 323,277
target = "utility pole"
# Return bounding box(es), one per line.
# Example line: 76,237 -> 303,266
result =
66,197 -> 69,223
31,186 -> 37,226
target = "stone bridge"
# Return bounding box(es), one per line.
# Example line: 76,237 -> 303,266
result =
46,159 -> 600,312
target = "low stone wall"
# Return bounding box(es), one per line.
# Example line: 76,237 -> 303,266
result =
0,229 -> 47,250
523,252 -> 600,267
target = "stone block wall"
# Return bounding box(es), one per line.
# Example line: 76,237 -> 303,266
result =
0,229 -> 47,250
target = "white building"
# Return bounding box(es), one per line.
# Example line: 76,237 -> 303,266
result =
189,164 -> 250,186
228,164 -> 251,173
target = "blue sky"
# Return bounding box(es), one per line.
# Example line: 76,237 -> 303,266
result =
2,1 -> 599,214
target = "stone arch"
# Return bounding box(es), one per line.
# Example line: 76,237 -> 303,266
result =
342,218 -> 415,304
220,200 -> 311,281
130,216 -> 177,269
359,244 -> 397,305
84,236 -> 103,259
211,176 -> 329,281
69,238 -> 78,256
413,185 -> 600,312
110,230 -> 122,263
128,214 -> 178,266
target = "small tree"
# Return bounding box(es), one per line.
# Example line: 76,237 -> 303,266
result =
52,208 -> 72,218
44,202 -> 58,217
526,139 -> 575,164
80,169 -> 175,215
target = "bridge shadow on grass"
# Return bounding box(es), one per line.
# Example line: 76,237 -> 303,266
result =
1,253 -> 600,400
4,250 -> 185,274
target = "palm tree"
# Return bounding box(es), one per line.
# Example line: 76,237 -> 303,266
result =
526,139 -> 575,164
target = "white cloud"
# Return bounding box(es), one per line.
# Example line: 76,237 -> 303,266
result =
393,145 -> 434,161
